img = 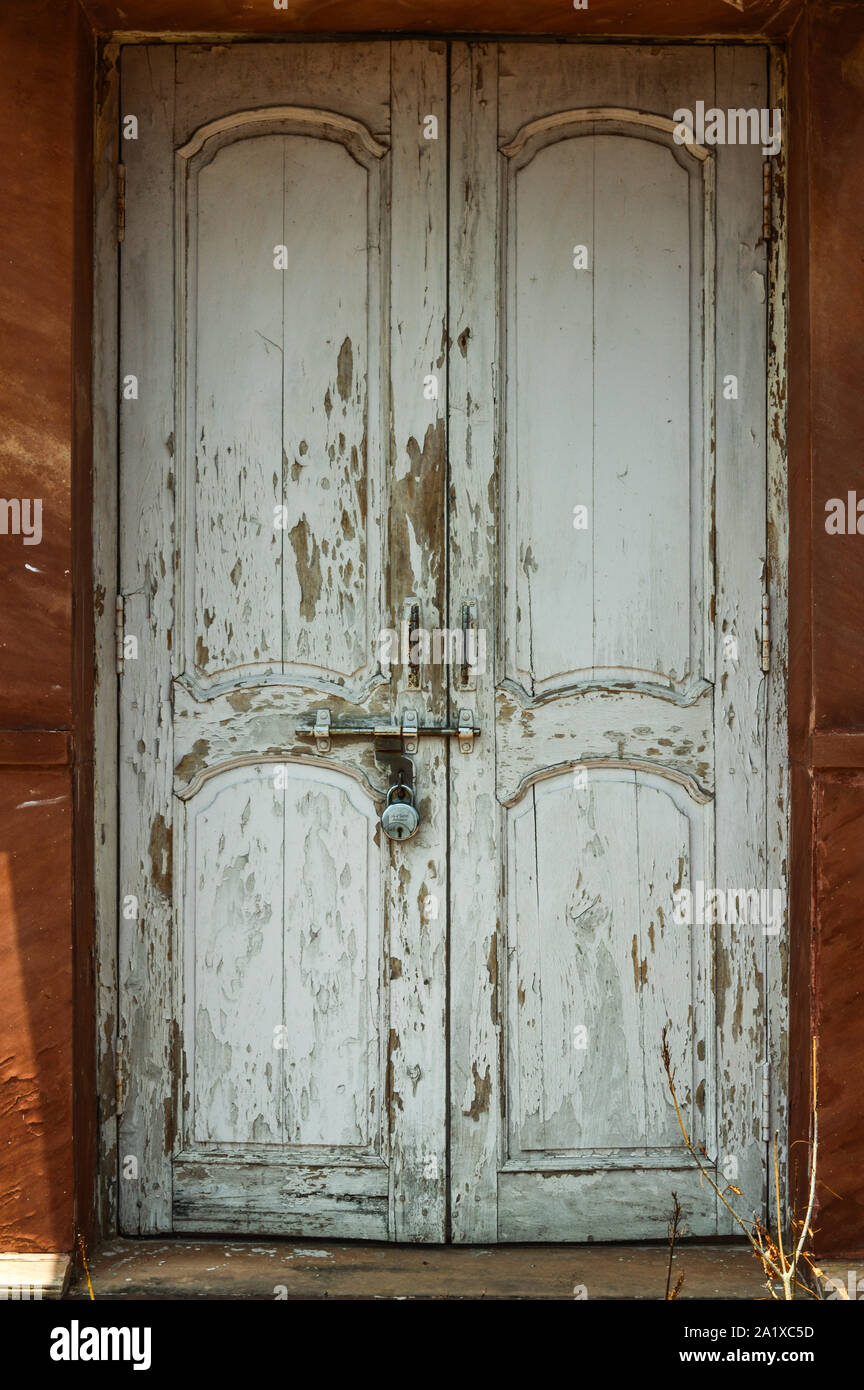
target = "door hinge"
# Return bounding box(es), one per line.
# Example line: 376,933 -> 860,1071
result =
762,159 -> 772,243
115,1038 -> 125,1116
761,591 -> 771,673
117,162 -> 126,243
761,1060 -> 772,1144
115,595 -> 125,675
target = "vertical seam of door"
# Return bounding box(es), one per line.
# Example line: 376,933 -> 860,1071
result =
280,137 -> 286,679
711,39 -> 720,1237
444,37 -> 453,1245
280,136 -> 287,1146
633,776 -> 649,1148
387,36 -> 394,1235
590,134 -> 597,683
114,43 -> 124,1220
171,41 -> 178,1207
531,784 -> 545,1151
492,40 -> 502,1238
761,42 -> 772,1231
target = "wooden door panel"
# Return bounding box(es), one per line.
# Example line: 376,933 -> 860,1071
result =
497,1166 -> 715,1243
179,763 -> 382,1150
505,127 -> 702,691
119,40 -> 448,1241
506,771 -> 711,1158
172,1157 -> 388,1238
188,134 -> 284,683
590,136 -> 698,685
177,112 -> 387,694
503,118 -> 709,695
495,681 -> 714,806
449,41 -> 769,1242
185,764 -> 286,1146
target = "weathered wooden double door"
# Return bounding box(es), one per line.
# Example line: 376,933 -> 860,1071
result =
119,40 -> 772,1241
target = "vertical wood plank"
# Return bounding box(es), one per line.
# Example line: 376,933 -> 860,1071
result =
388,39 -> 449,1242
187,768 -> 284,1145
280,135 -> 373,681
448,41 -> 502,1241
282,772 -> 377,1147
190,135 -> 283,682
507,135 -> 594,689
508,793 -> 542,1152
593,135 -> 693,686
635,779 -> 709,1152
533,776 -> 645,1150
713,44 -> 770,1228
118,44 -> 176,1233
766,45 -> 790,1223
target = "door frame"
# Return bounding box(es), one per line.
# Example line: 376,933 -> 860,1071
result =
91,35 -> 790,1240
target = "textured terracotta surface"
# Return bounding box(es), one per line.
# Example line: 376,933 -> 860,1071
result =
807,4 -> 864,731
0,0 -> 78,728
786,2 -> 864,1256
814,774 -> 864,1255
0,0 -> 89,1255
0,769 -> 74,1251
80,0 -> 805,39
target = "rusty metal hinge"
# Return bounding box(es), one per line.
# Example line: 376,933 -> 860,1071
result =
761,591 -> 771,674
117,162 -> 126,243
761,160 -> 772,243
115,595 -> 125,675
761,1060 -> 771,1144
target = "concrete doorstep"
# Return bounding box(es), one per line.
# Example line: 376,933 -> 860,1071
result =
63,1239 -> 778,1301
0,1252 -> 71,1301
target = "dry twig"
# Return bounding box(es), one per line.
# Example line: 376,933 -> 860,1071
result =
660,1029 -> 840,1300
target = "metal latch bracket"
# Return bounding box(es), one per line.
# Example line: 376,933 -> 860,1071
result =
458,709 -> 475,754
401,709 -> 419,754
314,709 -> 331,753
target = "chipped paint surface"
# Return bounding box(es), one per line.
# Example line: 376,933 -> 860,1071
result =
117,38 -> 781,1247
119,40 -> 448,1243
447,41 -> 775,1242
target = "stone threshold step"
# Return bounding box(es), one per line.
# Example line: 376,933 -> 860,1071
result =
65,1238 -> 778,1300
0,1252 -> 71,1301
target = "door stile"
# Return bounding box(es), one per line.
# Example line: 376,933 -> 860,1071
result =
387,40 -> 450,1242
447,42 -> 503,1243
117,45 -> 177,1234
712,44 -> 771,1227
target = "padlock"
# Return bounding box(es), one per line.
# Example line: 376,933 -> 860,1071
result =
380,784 -> 420,842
